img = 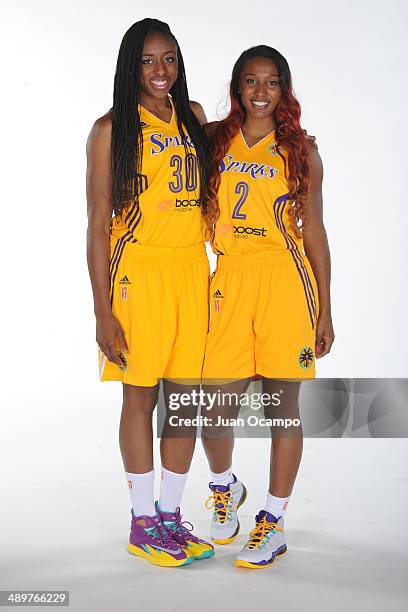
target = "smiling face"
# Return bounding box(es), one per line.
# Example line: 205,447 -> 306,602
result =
238,57 -> 282,119
140,31 -> 178,101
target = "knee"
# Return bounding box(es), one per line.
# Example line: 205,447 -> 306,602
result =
202,424 -> 234,441
122,385 -> 158,416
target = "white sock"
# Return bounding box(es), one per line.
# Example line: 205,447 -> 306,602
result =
264,493 -> 290,519
159,466 -> 189,513
125,470 -> 155,517
210,467 -> 234,487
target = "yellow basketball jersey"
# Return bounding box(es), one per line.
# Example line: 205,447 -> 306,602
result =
111,97 -> 209,248
212,129 -> 303,255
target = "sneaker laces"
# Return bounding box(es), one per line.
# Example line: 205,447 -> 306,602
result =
247,515 -> 283,550
166,508 -> 200,545
206,489 -> 237,524
144,518 -> 180,550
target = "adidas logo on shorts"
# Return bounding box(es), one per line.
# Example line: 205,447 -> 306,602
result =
213,289 -> 224,298
119,275 -> 131,285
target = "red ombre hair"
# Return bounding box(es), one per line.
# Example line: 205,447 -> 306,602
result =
206,46 -> 315,236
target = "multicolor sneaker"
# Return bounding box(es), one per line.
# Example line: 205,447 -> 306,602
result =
128,510 -> 192,567
206,475 -> 247,544
156,502 -> 215,560
235,510 -> 287,569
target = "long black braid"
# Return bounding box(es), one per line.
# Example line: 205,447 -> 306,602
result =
111,18 -> 212,219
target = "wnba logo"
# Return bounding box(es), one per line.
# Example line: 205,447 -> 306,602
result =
128,480 -> 133,489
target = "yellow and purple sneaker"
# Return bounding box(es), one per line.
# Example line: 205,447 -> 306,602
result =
127,510 -> 192,567
235,510 -> 287,569
156,502 -> 215,561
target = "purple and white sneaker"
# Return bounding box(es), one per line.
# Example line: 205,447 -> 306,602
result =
206,475 -> 247,544
156,502 -> 215,560
235,510 -> 287,569
127,510 -> 192,567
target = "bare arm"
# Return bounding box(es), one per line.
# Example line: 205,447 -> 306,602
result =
86,114 -> 128,366
190,100 -> 208,125
302,146 -> 335,358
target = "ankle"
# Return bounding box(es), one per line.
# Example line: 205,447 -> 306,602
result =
210,467 -> 234,487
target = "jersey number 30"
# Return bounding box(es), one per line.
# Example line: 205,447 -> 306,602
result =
169,154 -> 198,193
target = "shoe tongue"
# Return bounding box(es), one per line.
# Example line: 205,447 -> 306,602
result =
155,501 -> 179,522
256,510 -> 279,523
209,483 -> 230,492
161,509 -> 178,522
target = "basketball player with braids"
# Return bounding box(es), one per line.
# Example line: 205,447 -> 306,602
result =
202,46 -> 334,568
86,19 -> 214,567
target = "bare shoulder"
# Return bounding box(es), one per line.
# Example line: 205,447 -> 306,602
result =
308,141 -> 323,173
203,120 -> 220,139
87,111 -> 112,152
189,100 -> 204,114
189,100 -> 207,125
305,139 -> 323,186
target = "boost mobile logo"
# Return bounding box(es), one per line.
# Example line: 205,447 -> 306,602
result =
234,225 -> 267,236
175,198 -> 201,207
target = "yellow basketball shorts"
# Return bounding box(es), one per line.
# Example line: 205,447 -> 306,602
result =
202,249 -> 319,381
99,241 -> 210,387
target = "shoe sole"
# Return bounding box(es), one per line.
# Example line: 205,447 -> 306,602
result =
128,543 -> 193,567
212,522 -> 240,545
192,549 -> 215,560
235,546 -> 288,569
212,483 -> 248,545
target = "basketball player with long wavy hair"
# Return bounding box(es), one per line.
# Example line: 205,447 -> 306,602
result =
202,46 -> 334,568
86,18 -> 215,567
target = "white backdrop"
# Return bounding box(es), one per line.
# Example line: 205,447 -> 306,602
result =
1,2 -> 408,609
1,0 -> 407,406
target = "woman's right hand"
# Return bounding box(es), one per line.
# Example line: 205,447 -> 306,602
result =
96,311 -> 129,368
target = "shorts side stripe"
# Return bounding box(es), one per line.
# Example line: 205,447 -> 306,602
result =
279,206 -> 316,328
285,238 -> 317,319
273,194 -> 315,329
124,201 -> 137,223
109,219 -> 141,306
273,194 -> 316,317
109,237 -> 128,306
109,237 -> 122,275
291,249 -> 317,322
109,203 -> 142,306
99,349 -> 107,380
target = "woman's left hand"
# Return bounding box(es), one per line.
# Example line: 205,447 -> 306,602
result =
315,312 -> 335,358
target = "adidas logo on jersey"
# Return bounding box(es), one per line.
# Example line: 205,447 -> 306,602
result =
140,121 -> 150,129
119,275 -> 131,285
213,289 -> 224,298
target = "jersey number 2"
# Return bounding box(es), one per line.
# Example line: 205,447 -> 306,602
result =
232,182 -> 249,219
